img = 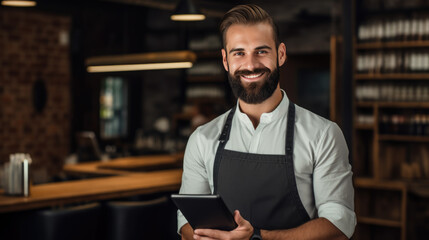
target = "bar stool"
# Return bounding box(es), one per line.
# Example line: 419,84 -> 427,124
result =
24,202 -> 102,240
103,196 -> 180,240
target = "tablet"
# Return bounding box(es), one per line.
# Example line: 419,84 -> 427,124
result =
171,194 -> 238,231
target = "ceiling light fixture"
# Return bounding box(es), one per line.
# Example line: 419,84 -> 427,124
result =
86,50 -> 197,73
87,62 -> 194,73
170,0 -> 205,21
1,0 -> 36,7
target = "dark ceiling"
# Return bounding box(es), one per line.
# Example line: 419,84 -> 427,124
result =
3,0 -> 340,54
102,0 -> 340,23
98,0 -> 341,54
18,0 -> 340,26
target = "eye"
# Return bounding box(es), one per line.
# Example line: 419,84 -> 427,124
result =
257,50 -> 268,54
233,52 -> 245,56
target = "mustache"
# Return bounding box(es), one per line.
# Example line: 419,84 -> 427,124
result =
233,67 -> 271,77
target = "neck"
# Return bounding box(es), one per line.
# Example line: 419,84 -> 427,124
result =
239,85 -> 283,128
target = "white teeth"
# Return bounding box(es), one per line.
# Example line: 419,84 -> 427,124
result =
242,73 -> 263,79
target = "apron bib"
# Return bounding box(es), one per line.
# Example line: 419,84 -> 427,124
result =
213,102 -> 310,230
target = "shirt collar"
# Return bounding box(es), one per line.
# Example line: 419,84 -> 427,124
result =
235,89 -> 290,125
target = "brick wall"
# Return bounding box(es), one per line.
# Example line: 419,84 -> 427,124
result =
0,9 -> 71,182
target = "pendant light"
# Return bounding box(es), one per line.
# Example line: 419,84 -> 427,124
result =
1,0 -> 36,7
170,0 -> 205,21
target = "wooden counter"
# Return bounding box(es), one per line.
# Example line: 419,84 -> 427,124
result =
63,153 -> 184,176
0,154 -> 184,213
0,169 -> 182,213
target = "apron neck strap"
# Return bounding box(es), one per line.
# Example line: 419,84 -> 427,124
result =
286,101 -> 295,155
219,106 -> 236,143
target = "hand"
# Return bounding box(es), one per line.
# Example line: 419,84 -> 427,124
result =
193,210 -> 254,240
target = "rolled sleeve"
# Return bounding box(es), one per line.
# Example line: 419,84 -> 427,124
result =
313,123 -> 356,238
318,202 -> 356,238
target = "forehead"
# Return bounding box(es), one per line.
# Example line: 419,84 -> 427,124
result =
224,22 -> 276,50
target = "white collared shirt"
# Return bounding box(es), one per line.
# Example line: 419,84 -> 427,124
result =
177,90 -> 356,238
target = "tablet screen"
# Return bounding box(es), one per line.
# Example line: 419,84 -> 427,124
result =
171,194 -> 238,231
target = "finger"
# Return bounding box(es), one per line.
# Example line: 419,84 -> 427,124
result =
193,235 -> 217,240
234,210 -> 246,226
194,228 -> 227,239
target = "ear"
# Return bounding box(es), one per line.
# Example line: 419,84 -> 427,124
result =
277,43 -> 287,67
221,48 -> 229,71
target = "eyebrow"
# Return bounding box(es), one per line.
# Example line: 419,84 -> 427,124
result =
255,45 -> 272,51
229,45 -> 272,54
229,48 -> 244,54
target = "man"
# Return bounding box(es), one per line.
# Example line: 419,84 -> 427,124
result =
178,4 -> 356,240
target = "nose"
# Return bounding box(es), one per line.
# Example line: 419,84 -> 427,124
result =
242,54 -> 261,71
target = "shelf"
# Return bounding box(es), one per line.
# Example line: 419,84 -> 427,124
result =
361,7 -> 429,16
187,75 -> 225,83
356,102 -> 375,107
355,124 -> 375,130
355,178 -> 429,197
356,102 -> 429,108
408,181 -> 429,197
378,134 -> 429,142
355,73 -> 429,80
357,216 -> 402,228
356,41 -> 429,49
354,177 -> 407,191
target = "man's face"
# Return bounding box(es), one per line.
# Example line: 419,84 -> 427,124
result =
221,22 -> 286,104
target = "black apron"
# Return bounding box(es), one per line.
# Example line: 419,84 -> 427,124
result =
213,102 -> 310,230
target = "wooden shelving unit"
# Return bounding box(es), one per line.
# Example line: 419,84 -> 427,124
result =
352,1 -> 429,239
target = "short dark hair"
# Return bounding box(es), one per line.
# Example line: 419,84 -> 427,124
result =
219,4 -> 280,49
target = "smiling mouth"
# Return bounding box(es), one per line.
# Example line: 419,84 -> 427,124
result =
241,72 -> 264,81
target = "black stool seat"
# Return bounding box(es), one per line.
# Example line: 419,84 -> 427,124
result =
104,196 -> 179,240
26,202 -> 101,240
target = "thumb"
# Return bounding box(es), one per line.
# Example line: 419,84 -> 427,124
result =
234,210 -> 246,226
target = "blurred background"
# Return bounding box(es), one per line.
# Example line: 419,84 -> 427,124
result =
0,0 -> 343,182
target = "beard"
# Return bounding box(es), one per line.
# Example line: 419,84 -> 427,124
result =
227,65 -> 280,104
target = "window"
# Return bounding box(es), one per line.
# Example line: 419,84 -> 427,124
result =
100,77 -> 128,139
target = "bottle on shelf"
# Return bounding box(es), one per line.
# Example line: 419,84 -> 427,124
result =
356,82 -> 429,102
357,13 -> 429,43
356,50 -> 429,74
379,112 -> 429,136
